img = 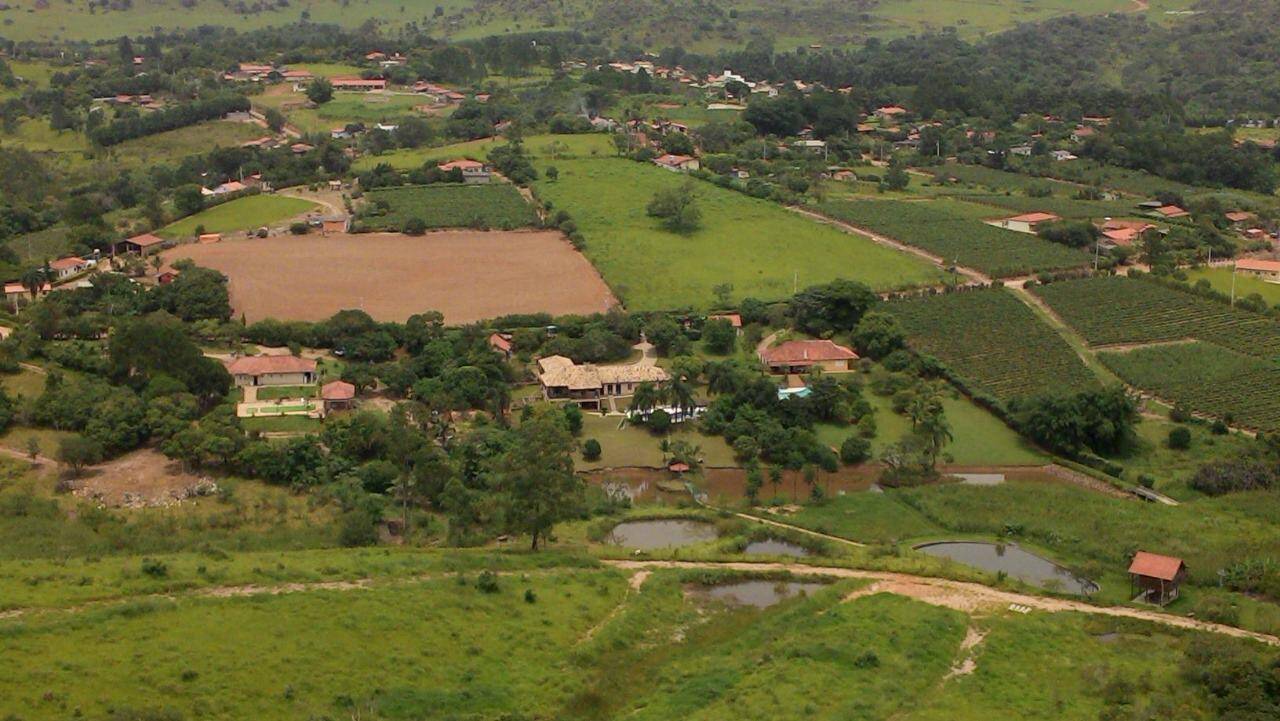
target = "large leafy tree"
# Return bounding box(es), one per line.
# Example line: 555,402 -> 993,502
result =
496,407 -> 583,550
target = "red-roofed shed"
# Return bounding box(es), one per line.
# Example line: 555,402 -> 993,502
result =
1128,551 -> 1186,606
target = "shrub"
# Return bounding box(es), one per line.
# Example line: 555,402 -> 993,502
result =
582,438 -> 602,461
289,222 -> 309,235
141,558 -> 169,578
840,435 -> 871,465
403,216 -> 428,235
1167,426 -> 1192,450
476,570 -> 500,593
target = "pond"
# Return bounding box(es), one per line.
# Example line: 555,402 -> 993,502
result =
607,519 -> 718,550
743,539 -> 812,557
914,541 -> 1098,595
698,580 -> 828,608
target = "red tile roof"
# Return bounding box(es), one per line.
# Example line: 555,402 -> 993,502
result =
1236,258 -> 1280,273
1225,211 -> 1255,223
48,256 -> 87,271
439,159 -> 485,171
1127,551 -> 1184,581
321,380 -> 356,400
708,313 -> 742,328
1156,205 -> 1189,218
488,333 -> 513,352
654,153 -> 696,167
224,355 -> 317,376
759,339 -> 858,365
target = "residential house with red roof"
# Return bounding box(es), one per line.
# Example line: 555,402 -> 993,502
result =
116,233 -> 165,256
438,159 -> 490,184
224,355 -> 318,387
758,340 -> 859,374
992,212 -> 1061,234
48,256 -> 94,280
653,154 -> 700,172
1235,258 -> 1280,282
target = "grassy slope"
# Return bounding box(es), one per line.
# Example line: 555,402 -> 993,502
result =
353,132 -> 617,171
158,194 -> 318,238
1185,266 -> 1280,306
532,158 -> 945,310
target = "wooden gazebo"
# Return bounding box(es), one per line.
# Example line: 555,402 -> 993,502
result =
1128,551 -> 1187,606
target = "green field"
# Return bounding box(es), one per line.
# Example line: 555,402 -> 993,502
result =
361,183 -> 538,230
818,198 -> 1091,278
354,133 -> 617,172
888,288 -> 1100,404
1101,342 -> 1280,430
531,158 -> 946,309
1032,276 -> 1280,357
158,194 -> 319,239
1185,266 -> 1280,307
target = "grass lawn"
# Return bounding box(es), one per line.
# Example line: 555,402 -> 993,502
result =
5,226 -> 76,264
0,426 -> 72,457
254,385 -> 318,400
158,194 -> 319,239
241,416 -> 324,434
1185,265 -> 1280,307
532,158 -> 946,310
109,120 -> 264,167
1108,414 -> 1255,497
1,119 -> 89,154
816,390 -> 1046,466
576,413 -> 737,470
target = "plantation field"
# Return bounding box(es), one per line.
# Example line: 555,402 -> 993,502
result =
887,288 -> 1099,404
818,198 -> 1091,277
1101,342 -> 1280,430
158,194 -> 319,239
532,158 -> 946,309
354,133 -> 616,171
955,193 -> 1134,221
1185,266 -> 1280,307
1032,276 -> 1280,357
361,184 -> 537,230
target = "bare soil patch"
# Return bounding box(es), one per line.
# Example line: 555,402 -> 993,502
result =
70,448 -> 216,508
164,230 -> 618,323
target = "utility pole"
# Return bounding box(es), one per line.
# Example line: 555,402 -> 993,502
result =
1231,266 -> 1237,307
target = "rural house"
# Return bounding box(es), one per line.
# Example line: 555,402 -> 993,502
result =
1235,258 -> 1280,282
48,256 -> 94,280
321,216 -> 351,234
224,355 -> 318,387
1155,205 -> 1190,219
653,154 -> 700,172
3,281 -> 50,304
331,76 -> 387,91
1128,551 -> 1187,606
488,332 -> 514,358
116,233 -> 165,256
707,313 -> 743,335
438,159 -> 491,184
537,355 -> 669,408
992,212 -> 1061,234
758,339 -> 859,374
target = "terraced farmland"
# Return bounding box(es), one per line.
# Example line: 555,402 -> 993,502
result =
1033,276 -> 1280,357
888,288 -> 1099,404
818,198 -> 1091,278
1101,342 -> 1280,430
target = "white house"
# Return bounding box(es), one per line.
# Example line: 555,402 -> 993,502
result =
224,355 -> 318,387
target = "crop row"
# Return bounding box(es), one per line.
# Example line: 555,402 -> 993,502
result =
1100,341 -> 1280,430
819,198 -> 1091,277
362,184 -> 538,231
888,288 -> 1100,404
1033,275 -> 1280,357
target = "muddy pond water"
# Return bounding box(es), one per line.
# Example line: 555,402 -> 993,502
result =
915,541 -> 1098,595
698,580 -> 828,608
607,519 -> 718,549
743,539 -> 812,557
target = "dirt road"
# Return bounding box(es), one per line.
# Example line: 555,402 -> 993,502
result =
606,559 -> 1279,646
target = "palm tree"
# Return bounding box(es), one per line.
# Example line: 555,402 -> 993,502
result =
630,381 -> 661,418
20,267 -> 47,302
666,377 -> 697,422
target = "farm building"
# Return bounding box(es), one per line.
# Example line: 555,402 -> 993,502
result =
1235,258 -> 1280,282
116,233 -> 166,256
1128,551 -> 1187,606
3,281 -> 51,303
438,159 -> 491,184
321,380 -> 356,412
224,355 -> 318,387
759,339 -> 858,374
320,216 -> 351,234
1154,205 -> 1190,219
331,76 -> 387,91
1096,220 -> 1156,248
991,212 -> 1061,234
1225,211 -> 1257,226
537,355 -> 669,408
653,154 -> 700,172
48,256 -> 94,280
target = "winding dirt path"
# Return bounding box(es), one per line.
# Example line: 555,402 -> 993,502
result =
606,560 -> 1279,646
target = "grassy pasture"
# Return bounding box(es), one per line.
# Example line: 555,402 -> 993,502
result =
818,197 -> 1091,277
1185,266 -> 1280,307
887,288 -> 1100,404
158,194 -> 318,239
531,158 -> 946,309
361,183 -> 538,230
354,132 -> 616,171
